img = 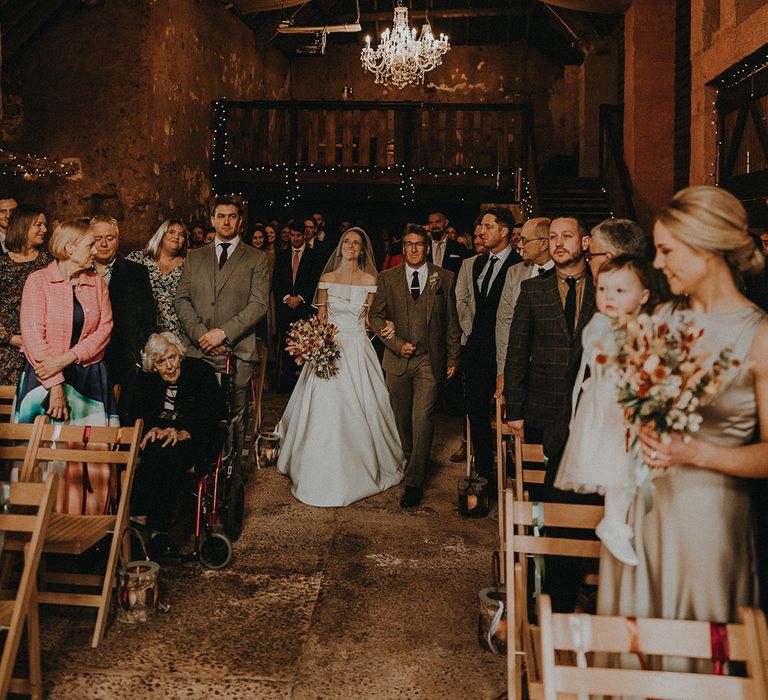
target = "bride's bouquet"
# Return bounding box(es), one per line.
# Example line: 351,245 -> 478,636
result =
607,313 -> 737,500
285,315 -> 342,380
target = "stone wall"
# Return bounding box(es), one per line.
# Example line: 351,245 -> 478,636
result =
5,0 -> 289,248
291,43 -> 580,169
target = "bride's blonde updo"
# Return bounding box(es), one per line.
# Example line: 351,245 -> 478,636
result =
655,185 -> 763,276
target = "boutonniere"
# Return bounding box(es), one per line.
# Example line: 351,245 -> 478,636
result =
428,272 -> 440,290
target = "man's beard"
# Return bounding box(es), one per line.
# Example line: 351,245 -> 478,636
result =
553,247 -> 584,268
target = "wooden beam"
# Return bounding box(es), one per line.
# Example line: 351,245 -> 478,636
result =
361,8 -> 533,21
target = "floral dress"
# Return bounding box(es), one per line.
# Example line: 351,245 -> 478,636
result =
0,252 -> 50,385
126,251 -> 185,337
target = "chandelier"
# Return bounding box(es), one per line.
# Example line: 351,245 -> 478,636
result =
360,1 -> 450,89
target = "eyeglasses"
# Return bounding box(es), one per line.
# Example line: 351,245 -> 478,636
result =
519,236 -> 548,246
584,250 -> 610,263
403,242 -> 427,249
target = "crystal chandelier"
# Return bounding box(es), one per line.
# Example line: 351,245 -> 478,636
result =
360,1 -> 450,89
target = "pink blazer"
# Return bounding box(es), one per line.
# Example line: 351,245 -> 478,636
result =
20,261 -> 113,389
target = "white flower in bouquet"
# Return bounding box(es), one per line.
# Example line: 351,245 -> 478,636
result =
285,315 -> 342,380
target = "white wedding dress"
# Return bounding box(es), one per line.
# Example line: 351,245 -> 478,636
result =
277,283 -> 405,506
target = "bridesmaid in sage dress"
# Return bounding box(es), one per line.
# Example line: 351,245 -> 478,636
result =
598,186 -> 768,642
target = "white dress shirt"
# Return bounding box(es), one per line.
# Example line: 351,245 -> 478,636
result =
477,244 -> 514,292
405,263 -> 428,295
215,236 -> 239,267
530,259 -> 555,278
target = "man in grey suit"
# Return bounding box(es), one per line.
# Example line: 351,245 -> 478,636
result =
370,227 -> 461,508
175,195 -> 269,473
494,217 -> 554,398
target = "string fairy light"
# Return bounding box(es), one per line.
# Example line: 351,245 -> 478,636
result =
211,99 -> 526,208
0,149 -> 79,179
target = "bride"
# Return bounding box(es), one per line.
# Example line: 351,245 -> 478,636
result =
276,227 -> 405,506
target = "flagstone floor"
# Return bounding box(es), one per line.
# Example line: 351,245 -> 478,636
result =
39,396 -> 506,699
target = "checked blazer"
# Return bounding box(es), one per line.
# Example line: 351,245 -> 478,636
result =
503,270 -> 595,433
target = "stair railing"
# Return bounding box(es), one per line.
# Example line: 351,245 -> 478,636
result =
599,104 -> 636,221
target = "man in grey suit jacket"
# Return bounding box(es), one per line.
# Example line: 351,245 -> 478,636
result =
370,227 -> 461,508
495,217 -> 554,396
175,195 -> 269,472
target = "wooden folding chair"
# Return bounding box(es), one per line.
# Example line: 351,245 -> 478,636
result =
0,385 -> 16,422
0,477 -> 58,699
245,338 -> 269,471
538,592 -> 768,700
493,395 -> 547,585
6,419 -> 143,648
503,488 -> 604,700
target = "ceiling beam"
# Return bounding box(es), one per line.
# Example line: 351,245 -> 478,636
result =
360,8 -> 533,21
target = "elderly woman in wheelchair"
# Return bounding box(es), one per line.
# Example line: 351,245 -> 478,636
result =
122,332 -> 225,557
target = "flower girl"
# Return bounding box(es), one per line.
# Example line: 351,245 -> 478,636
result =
555,255 -> 655,566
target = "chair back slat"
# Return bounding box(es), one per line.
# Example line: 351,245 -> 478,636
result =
551,614 -> 750,659
38,424 -> 132,443
0,386 -> 15,420
32,449 -> 134,464
539,595 -> 768,700
19,421 -> 142,483
510,499 -> 604,531
555,666 -> 753,699
513,535 -> 601,558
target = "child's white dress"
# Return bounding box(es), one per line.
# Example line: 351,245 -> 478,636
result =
555,313 -> 633,495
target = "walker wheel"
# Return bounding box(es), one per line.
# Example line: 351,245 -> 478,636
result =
225,477 -> 245,542
199,532 -> 233,570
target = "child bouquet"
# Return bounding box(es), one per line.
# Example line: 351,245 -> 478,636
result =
608,313 -> 737,500
285,315 -> 342,380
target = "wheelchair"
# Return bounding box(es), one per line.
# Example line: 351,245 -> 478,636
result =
189,352 -> 246,570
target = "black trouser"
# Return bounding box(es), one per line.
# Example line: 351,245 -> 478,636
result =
464,355 -> 496,478
132,440 -> 197,531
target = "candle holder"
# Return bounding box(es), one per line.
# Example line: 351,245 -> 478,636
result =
458,469 -> 490,518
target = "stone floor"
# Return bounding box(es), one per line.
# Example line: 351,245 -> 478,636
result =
38,395 -> 507,699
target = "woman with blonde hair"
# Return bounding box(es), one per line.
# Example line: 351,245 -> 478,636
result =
14,219 -> 117,513
599,185 -> 768,633
127,219 -> 188,336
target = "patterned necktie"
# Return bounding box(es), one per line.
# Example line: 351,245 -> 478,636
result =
292,249 -> 300,284
218,242 -> 230,270
410,270 -> 421,301
564,276 -> 577,337
480,256 -> 499,297
434,240 -> 444,267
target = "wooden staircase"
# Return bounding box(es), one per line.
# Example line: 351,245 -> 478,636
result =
538,176 -> 613,229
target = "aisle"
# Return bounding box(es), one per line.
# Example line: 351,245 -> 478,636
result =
40,399 -> 506,699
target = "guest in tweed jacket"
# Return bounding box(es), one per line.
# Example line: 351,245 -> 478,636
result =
503,217 -> 595,452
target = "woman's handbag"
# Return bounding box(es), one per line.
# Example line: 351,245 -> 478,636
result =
117,527 -> 161,624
